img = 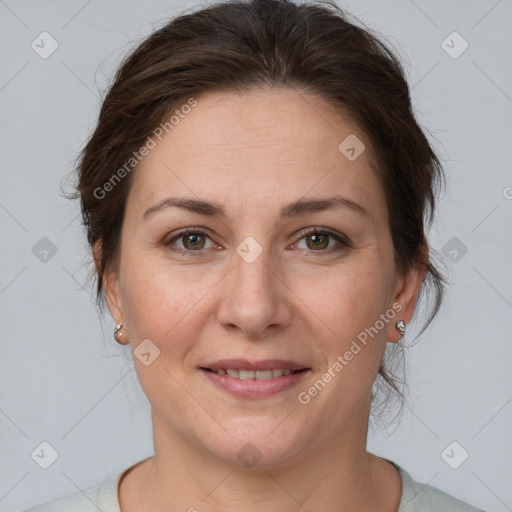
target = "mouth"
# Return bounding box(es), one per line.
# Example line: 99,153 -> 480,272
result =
199,359 -> 311,398
201,367 -> 307,380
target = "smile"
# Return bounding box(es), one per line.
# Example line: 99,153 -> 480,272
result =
203,368 -> 304,379
200,364 -> 310,398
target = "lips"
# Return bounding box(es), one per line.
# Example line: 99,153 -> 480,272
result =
204,368 -> 303,380
202,358 -> 309,372
199,359 -> 310,395
200,359 -> 309,380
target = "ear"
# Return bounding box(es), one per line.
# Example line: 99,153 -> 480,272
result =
386,238 -> 428,343
93,240 -> 125,325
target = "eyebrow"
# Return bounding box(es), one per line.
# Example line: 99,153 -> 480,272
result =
142,195 -> 369,222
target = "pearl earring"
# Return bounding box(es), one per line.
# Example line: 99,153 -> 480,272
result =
396,320 -> 405,337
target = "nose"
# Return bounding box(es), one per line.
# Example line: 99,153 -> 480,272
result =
216,242 -> 292,338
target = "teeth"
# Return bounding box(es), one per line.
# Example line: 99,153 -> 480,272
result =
255,370 -> 273,380
211,368 -> 301,379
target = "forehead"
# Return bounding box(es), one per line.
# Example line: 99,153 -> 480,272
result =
128,87 -> 385,222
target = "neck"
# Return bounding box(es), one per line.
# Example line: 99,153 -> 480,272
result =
121,409 -> 401,512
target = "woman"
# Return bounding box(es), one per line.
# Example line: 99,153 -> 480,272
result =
23,0 -> 486,510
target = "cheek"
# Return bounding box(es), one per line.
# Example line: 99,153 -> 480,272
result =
301,263 -> 391,344
301,263 -> 392,401
124,272 -> 171,326
120,259 -> 215,358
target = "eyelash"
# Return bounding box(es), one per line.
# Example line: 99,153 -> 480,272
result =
164,227 -> 350,256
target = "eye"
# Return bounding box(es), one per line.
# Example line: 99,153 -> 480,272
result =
164,227 -> 350,255
293,227 -> 350,254
164,228 -> 216,253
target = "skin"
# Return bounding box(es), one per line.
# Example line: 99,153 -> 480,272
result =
96,86 -> 427,512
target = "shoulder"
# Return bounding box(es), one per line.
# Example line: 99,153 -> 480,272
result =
392,461 -> 487,512
19,472 -> 123,512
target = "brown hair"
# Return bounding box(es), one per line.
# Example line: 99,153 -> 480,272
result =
70,0 -> 448,425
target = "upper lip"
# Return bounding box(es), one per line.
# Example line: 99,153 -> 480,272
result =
201,359 -> 309,371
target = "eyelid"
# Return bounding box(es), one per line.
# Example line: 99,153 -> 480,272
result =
164,227 -> 217,250
292,226 -> 351,246
290,227 -> 351,254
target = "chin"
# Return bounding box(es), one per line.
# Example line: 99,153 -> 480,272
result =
198,417 -> 310,470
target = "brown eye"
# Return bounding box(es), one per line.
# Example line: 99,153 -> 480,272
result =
165,229 -> 215,253
294,228 -> 350,255
181,233 -> 206,250
305,233 -> 330,250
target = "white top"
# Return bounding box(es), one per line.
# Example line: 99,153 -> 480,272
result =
21,459 -> 485,512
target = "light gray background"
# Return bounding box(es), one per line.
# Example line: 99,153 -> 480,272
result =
1,0 -> 511,511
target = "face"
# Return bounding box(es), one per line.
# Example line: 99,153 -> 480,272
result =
101,87 -> 424,468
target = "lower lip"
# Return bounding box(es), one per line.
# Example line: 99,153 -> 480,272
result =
200,368 -> 309,398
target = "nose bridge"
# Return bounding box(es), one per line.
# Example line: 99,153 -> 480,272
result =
233,239 -> 274,297
217,236 -> 290,335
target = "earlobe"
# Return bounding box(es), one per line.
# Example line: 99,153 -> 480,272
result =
103,267 -> 124,324
93,240 -> 124,324
386,239 -> 428,343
